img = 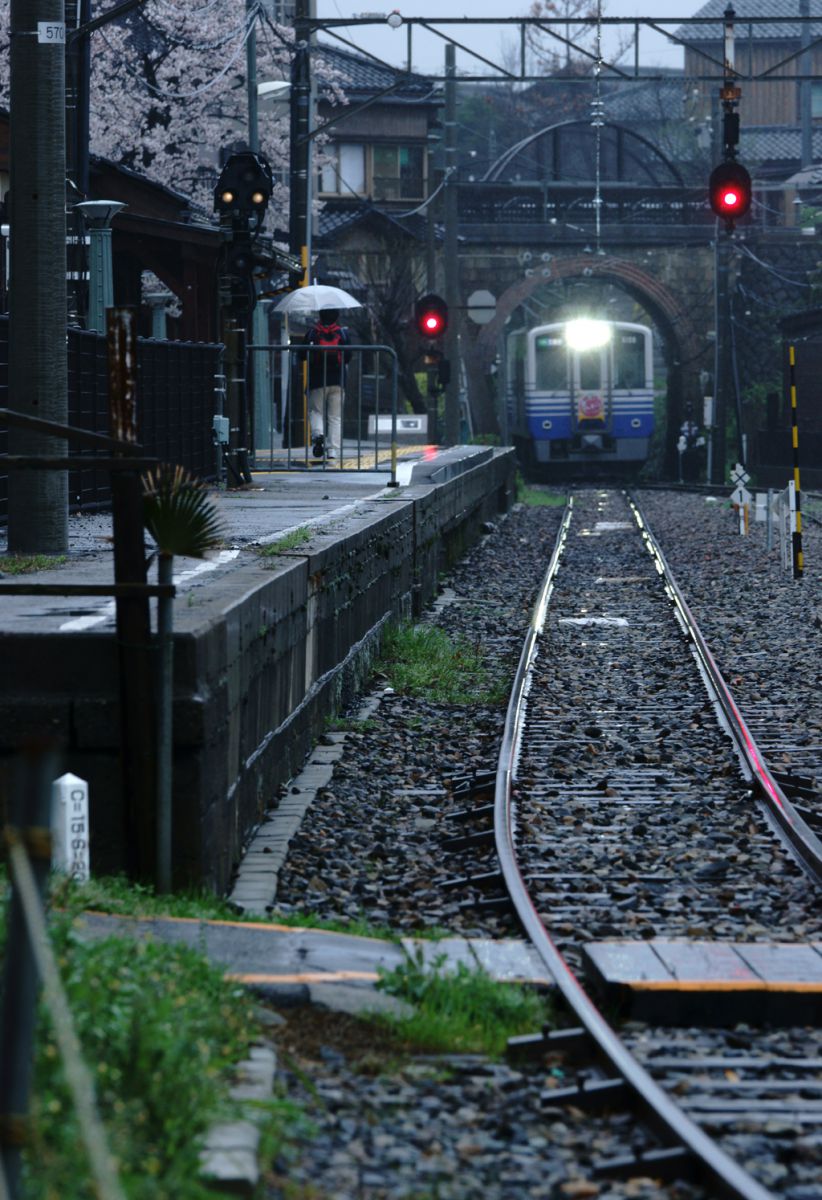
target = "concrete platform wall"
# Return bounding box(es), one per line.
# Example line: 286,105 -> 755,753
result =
0,450 -> 515,891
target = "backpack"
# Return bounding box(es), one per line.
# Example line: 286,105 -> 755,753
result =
312,322 -> 345,365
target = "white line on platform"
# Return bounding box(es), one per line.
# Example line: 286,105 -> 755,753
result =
58,549 -> 241,632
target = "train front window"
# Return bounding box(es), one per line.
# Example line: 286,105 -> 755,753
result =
534,336 -> 566,390
578,349 -> 602,391
613,333 -> 645,389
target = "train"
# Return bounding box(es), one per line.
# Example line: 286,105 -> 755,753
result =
506,317 -> 656,472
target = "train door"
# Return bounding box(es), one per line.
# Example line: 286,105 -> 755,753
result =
572,343 -> 610,439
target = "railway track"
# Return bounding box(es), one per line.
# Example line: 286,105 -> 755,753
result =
495,488 -> 822,1198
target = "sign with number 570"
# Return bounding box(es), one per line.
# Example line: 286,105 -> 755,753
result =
37,21 -> 65,43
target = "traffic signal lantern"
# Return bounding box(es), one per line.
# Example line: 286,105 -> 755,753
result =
215,152 -> 273,224
709,160 -> 752,223
415,293 -> 448,338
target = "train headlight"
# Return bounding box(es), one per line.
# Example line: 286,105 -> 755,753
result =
565,319 -> 612,351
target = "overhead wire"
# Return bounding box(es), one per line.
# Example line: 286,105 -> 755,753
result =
736,240 -> 813,286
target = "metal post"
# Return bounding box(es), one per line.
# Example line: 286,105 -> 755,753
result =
7,0 -> 68,555
76,201 -> 125,332
443,43 -> 459,446
788,344 -> 804,578
713,232 -> 730,484
107,308 -> 157,880
155,552 -> 174,892
0,747 -> 56,1199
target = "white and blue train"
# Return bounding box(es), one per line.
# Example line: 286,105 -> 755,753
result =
507,318 -> 655,471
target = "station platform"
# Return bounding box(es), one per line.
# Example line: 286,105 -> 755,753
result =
584,939 -> 822,1025
0,443 -> 516,891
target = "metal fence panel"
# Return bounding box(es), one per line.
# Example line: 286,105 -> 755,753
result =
247,343 -> 406,480
0,317 -> 223,524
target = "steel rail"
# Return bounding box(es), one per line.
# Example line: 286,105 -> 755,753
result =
629,495 -> 822,886
494,493 -> 776,1200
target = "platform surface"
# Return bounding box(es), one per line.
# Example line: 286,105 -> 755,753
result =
584,939 -> 822,1025
0,443 -> 490,635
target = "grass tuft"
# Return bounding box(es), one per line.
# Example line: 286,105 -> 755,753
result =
256,526 -> 313,558
376,948 -> 554,1057
22,910 -> 258,1199
1,554 -> 67,574
376,622 -> 506,705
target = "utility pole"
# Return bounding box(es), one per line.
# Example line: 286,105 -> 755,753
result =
7,0 -> 68,555
713,234 -> 730,483
800,0 -> 812,169
289,0 -> 312,286
443,42 -> 460,446
246,0 -> 259,153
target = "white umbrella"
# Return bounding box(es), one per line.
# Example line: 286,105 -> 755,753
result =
274,284 -> 363,315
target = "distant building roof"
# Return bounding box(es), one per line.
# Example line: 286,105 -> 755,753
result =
317,199 -> 441,245
677,0 -> 822,42
315,42 -> 437,105
742,124 -> 822,169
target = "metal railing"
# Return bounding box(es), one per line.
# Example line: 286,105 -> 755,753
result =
457,181 -> 715,229
247,342 -> 408,484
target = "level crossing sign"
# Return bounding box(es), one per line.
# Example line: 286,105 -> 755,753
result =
729,463 -> 751,509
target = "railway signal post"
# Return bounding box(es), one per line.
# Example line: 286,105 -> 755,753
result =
214,151 -> 272,485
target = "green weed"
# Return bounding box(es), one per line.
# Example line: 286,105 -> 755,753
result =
23,913 -> 258,1199
257,526 -> 313,558
376,622 -> 506,705
376,948 -> 554,1057
325,716 -> 379,734
518,485 -> 566,507
1,553 -> 67,573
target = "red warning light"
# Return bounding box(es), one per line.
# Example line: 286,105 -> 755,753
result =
709,160 -> 752,221
414,293 -> 448,338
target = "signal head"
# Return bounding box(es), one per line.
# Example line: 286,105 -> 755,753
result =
414,292 -> 448,339
709,160 -> 752,223
214,152 -> 273,220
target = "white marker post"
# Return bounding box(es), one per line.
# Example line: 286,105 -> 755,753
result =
51,773 -> 90,882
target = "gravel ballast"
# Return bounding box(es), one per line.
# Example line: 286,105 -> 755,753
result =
260,489 -> 822,1200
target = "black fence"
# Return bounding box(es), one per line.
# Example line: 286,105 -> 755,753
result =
0,318 -> 223,523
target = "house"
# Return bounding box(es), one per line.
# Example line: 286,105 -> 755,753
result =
312,44 -> 439,211
679,0 -> 822,194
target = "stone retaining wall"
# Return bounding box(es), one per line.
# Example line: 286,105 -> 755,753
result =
1,449 -> 515,891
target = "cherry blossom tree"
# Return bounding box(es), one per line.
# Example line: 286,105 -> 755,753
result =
0,1 -> 342,219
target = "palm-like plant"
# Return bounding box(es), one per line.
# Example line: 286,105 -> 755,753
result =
142,465 -> 224,892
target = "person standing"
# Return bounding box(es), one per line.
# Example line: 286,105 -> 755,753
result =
303,308 -> 351,460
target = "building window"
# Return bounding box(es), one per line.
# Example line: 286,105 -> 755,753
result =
812,82 -> 822,120
372,144 -> 424,200
319,143 -> 366,196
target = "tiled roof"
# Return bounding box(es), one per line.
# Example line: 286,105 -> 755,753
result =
741,123 -> 822,165
677,0 -> 822,42
317,200 -> 442,245
314,43 -> 436,102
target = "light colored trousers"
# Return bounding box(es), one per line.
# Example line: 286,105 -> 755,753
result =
309,385 -> 342,455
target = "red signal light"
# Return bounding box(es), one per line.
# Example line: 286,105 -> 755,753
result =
414,292 -> 448,338
709,160 -> 752,222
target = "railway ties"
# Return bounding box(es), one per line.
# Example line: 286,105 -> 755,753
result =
493,488 -> 822,1199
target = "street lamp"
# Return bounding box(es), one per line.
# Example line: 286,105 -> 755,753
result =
75,199 -> 125,332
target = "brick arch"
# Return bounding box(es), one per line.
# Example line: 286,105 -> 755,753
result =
470,254 -> 705,473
